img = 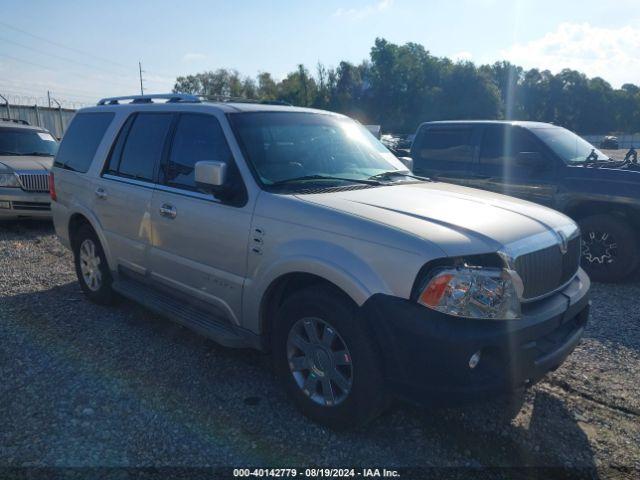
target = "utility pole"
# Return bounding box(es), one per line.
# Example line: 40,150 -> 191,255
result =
138,61 -> 145,95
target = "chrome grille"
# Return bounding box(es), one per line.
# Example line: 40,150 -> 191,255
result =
18,173 -> 49,192
514,236 -> 581,300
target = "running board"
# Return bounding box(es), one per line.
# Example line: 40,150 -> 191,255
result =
112,276 -> 254,349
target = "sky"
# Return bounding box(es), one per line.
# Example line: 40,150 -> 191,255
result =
1,0 -> 640,107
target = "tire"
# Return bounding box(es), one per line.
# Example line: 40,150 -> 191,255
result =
578,214 -> 639,283
72,224 -> 115,304
272,285 -> 389,429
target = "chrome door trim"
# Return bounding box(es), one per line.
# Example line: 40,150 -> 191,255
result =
102,173 -> 155,189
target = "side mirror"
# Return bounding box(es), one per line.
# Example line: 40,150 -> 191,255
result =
515,151 -> 549,170
398,156 -> 413,171
195,161 -> 228,196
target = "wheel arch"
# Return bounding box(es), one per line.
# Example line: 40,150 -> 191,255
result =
257,271 -> 364,352
565,200 -> 640,230
66,208 -> 115,271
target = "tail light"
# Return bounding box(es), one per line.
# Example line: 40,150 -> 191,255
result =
49,171 -> 57,201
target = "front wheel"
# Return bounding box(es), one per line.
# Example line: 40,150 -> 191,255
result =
579,214 -> 639,282
272,286 -> 389,429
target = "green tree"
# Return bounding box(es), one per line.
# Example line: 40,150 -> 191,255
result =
257,72 -> 278,100
174,38 -> 640,134
277,64 -> 318,106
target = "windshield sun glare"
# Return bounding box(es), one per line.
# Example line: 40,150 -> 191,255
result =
229,112 -> 406,188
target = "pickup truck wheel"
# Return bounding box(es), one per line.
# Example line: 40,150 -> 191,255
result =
272,286 -> 388,429
579,214 -> 639,282
73,225 -> 115,304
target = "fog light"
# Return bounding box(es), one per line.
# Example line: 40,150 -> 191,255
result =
469,351 -> 481,369
0,201 -> 10,209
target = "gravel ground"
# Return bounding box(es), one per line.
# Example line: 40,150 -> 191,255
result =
1,220 -> 639,472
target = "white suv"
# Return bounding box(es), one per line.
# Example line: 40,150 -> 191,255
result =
51,94 -> 590,428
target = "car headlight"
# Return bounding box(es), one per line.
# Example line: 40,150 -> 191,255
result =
0,173 -> 19,188
417,266 -> 522,320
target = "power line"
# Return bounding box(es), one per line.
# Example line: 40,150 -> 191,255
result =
0,48 -> 173,90
0,84 -> 99,101
0,36 -> 172,85
0,77 -> 106,98
0,35 -> 142,82
0,20 -> 131,71
0,52 -> 139,89
0,21 -> 180,80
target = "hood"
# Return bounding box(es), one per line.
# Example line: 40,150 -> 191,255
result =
566,163 -> 640,182
0,156 -> 54,172
296,182 -> 577,258
564,165 -> 640,200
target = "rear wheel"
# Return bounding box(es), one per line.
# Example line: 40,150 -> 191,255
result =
72,225 -> 115,304
578,214 -> 639,282
272,286 -> 389,428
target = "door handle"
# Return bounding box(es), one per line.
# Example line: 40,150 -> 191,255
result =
159,203 -> 177,219
95,187 -> 107,199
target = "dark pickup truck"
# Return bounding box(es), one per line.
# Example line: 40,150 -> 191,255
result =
410,120 -> 640,282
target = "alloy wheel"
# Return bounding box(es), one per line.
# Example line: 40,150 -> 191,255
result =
286,317 -> 353,407
79,239 -> 102,291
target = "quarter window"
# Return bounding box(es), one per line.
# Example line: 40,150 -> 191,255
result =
163,114 -> 233,190
54,112 -> 114,172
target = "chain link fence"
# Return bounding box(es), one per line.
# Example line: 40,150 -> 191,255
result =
1,102 -> 75,139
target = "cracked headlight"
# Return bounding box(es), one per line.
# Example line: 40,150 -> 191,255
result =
417,266 -> 522,320
0,173 -> 19,188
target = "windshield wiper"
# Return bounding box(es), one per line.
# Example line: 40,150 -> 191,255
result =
271,174 -> 382,186
583,149 -> 612,168
368,170 -> 431,182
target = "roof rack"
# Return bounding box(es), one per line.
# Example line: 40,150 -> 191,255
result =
97,93 -> 201,105
96,93 -> 294,107
202,95 -> 292,106
0,118 -> 29,125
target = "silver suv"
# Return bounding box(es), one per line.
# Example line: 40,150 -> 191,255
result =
0,119 -> 58,219
51,94 -> 590,428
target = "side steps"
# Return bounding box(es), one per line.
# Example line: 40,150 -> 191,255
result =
112,276 -> 253,348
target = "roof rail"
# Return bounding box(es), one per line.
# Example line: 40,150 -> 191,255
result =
0,117 -> 29,125
202,95 -> 292,107
97,93 -> 201,106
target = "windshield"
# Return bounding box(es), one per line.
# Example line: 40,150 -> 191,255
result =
531,126 -> 606,164
229,112 -> 406,189
0,128 -> 59,156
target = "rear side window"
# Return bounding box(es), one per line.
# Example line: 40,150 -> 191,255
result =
107,113 -> 173,182
162,114 -> 233,191
414,128 -> 473,164
54,112 -> 114,172
480,126 -> 543,167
